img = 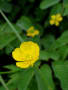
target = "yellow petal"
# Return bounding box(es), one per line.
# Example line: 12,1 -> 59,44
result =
12,48 -> 24,61
49,20 -> 55,25
56,14 -> 63,22
16,61 -> 31,68
20,41 -> 40,61
26,33 -> 35,37
26,33 -> 33,37
34,30 -> 39,35
27,26 -> 34,32
51,15 -> 56,20
55,21 -> 59,26
56,14 -> 61,18
57,17 -> 63,22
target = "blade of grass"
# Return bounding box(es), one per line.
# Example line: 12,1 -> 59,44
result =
0,9 -> 23,42
0,75 -> 9,90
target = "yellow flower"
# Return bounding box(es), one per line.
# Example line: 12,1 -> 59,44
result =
56,14 -> 63,22
26,26 -> 39,37
12,41 -> 40,68
50,20 -> 55,25
50,13 -> 63,26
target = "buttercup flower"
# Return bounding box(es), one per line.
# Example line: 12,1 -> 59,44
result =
26,26 -> 39,37
49,14 -> 63,26
12,41 -> 40,68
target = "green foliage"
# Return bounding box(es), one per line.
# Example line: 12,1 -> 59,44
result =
7,68 -> 34,90
35,65 -> 55,90
52,61 -> 68,90
0,23 -> 22,49
40,50 -> 60,61
0,0 -> 68,90
40,0 -> 60,9
0,0 -> 12,12
16,16 -> 32,30
50,30 -> 68,50
0,68 -> 34,90
50,4 -> 63,15
63,0 -> 68,16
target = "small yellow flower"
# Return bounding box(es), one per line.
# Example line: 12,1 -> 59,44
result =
51,15 -> 56,20
12,41 -> 40,68
50,13 -> 63,26
26,26 -> 39,37
50,20 -> 55,25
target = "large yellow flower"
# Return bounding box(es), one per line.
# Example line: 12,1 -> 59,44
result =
12,41 -> 40,68
49,13 -> 63,26
26,26 -> 39,37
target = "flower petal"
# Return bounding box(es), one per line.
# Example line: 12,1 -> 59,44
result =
16,61 -> 31,68
27,26 -> 34,32
12,48 -> 24,61
50,20 -> 55,25
51,15 -> 56,20
55,21 -> 59,26
56,14 -> 63,22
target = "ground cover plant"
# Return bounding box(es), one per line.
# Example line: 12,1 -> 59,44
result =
0,0 -> 68,90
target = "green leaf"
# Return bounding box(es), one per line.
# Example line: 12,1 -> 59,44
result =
40,50 -> 50,60
63,0 -> 68,16
7,68 -> 34,90
50,30 -> 68,50
0,23 -> 22,49
50,3 -> 63,15
4,65 -> 20,71
40,0 -> 60,9
0,65 -> 21,75
16,16 -> 32,30
5,39 -> 21,54
41,35 -> 55,50
0,1 -> 12,12
52,61 -> 68,90
40,50 -> 60,61
35,65 -> 55,90
0,87 -> 5,90
27,76 -> 38,90
57,45 -> 68,60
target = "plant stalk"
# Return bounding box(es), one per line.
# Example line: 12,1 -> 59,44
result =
0,9 -> 23,42
0,75 -> 9,90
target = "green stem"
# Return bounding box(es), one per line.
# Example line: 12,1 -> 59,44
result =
0,9 -> 23,42
0,75 -> 9,90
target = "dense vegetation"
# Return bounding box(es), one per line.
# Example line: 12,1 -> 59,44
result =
0,0 -> 68,90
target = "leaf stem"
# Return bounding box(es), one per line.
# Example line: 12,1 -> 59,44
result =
0,9 -> 23,42
0,75 -> 9,90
